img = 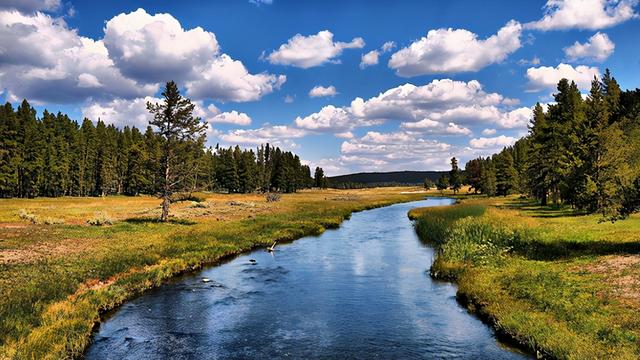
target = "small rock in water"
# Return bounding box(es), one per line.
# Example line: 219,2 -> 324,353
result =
202,278 -> 210,283
249,259 -> 256,263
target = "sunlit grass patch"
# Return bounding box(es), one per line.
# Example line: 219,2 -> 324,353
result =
412,196 -> 640,359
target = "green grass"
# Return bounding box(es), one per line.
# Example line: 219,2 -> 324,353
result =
0,187 -> 430,359
411,197 -> 640,359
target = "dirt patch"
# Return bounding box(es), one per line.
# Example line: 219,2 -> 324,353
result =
585,255 -> 640,305
585,255 -> 640,274
0,237 -> 95,264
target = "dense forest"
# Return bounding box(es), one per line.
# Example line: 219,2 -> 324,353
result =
459,69 -> 640,219
328,170 -> 446,189
0,99 -> 322,198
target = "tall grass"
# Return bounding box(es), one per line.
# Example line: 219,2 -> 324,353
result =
411,198 -> 640,359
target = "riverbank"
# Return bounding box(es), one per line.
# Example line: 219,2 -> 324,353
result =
0,187 -> 430,359
409,196 -> 640,359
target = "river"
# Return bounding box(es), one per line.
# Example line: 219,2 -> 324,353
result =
85,198 -> 527,359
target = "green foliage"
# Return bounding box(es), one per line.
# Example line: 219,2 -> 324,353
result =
465,69 -> 640,219
436,174 -> 449,191
449,157 -> 462,193
0,98 -> 321,200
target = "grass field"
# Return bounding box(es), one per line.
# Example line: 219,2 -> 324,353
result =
0,187 -> 435,359
410,197 -> 640,359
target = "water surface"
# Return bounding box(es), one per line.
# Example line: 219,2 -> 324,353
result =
86,198 -> 527,359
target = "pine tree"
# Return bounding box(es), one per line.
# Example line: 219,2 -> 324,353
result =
0,103 -> 18,197
495,151 -> 517,196
449,157 -> 462,194
314,167 -> 325,188
147,81 -> 206,221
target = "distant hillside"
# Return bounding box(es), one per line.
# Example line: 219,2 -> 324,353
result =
328,171 -> 446,186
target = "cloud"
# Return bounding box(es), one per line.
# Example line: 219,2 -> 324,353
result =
0,8 -> 285,104
81,97 -> 219,129
0,0 -> 60,12
482,128 -> 497,135
316,131 -> 457,173
209,110 -> 252,126
309,85 -> 338,97
295,104 -> 376,133
265,30 -> 364,68
0,10 -> 156,103
295,79 -> 530,136
360,50 -> 379,68
564,32 -> 615,62
249,0 -> 273,5
527,0 -> 638,31
185,54 -> 286,102
401,120 -> 472,135
388,20 -> 522,77
103,8 -> 220,84
518,56 -> 541,66
284,95 -> 295,103
526,63 -> 600,91
359,41 -> 396,69
217,125 -> 307,150
469,135 -> 517,149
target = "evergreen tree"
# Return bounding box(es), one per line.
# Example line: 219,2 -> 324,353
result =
436,175 -> 449,192
314,167 -> 325,188
495,151 -> 517,196
449,157 -> 462,194
147,81 -> 206,221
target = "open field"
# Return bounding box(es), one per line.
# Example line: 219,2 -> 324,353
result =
0,187 -> 435,359
410,197 -> 640,359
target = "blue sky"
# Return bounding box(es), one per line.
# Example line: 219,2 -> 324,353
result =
1,0 -> 639,174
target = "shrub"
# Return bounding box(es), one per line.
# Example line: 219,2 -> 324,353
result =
87,212 -> 113,226
189,201 -> 209,208
170,193 -> 206,203
265,193 -> 282,202
18,209 -> 38,224
18,209 -> 64,225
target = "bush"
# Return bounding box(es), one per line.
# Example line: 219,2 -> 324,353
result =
265,193 -> 281,202
18,209 -> 38,224
189,201 -> 209,208
18,209 -> 64,225
87,212 -> 113,226
170,193 -> 206,203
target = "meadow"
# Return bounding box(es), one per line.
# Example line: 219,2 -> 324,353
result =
0,187 -> 431,359
409,197 -> 640,359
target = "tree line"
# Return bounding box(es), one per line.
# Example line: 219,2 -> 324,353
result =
0,86 -> 324,200
460,69 -> 640,219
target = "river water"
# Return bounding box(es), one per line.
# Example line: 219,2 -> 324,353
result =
86,198 -> 527,359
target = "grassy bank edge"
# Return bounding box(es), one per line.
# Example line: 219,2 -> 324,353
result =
2,194 -> 427,360
407,201 -> 547,359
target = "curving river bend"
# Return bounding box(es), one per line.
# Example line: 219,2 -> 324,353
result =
86,198 -> 527,359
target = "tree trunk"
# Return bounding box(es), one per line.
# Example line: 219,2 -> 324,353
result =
160,144 -> 171,222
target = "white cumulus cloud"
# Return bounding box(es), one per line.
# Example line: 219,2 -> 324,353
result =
527,0 -> 638,31
526,63 -> 600,91
469,135 -> 518,149
209,110 -> 252,126
564,32 -> 615,62
0,8 -> 285,104
266,30 -> 364,68
103,8 -> 220,84
359,41 -> 396,69
309,85 -> 338,97
388,20 -> 522,77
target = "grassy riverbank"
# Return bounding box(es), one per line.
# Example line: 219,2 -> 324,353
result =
409,197 -> 640,359
0,187 -> 432,359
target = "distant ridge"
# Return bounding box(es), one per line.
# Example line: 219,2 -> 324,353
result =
328,170 -> 446,186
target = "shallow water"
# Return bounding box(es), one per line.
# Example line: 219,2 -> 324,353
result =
86,198 -> 528,359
